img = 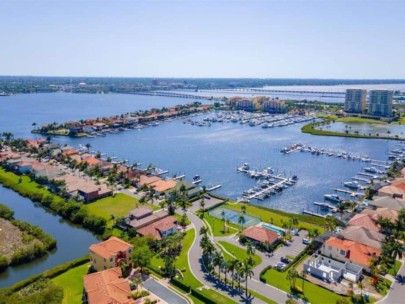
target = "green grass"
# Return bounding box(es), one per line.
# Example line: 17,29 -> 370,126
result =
218,241 -> 262,267
202,213 -> 240,236
51,263 -> 90,304
223,202 -> 325,234
261,267 -> 346,304
387,260 -> 403,276
85,193 -> 140,220
337,117 -> 387,124
150,229 -> 238,304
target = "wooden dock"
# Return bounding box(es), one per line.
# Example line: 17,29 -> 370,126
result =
302,210 -> 326,218
207,184 -> 221,191
335,188 -> 363,197
358,172 -> 379,178
313,202 -> 337,211
352,176 -> 370,183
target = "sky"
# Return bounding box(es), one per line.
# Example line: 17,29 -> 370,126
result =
0,0 -> 404,79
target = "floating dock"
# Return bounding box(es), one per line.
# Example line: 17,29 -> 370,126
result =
352,176 -> 370,183
313,202 -> 337,211
334,188 -> 363,197
174,175 -> 185,180
358,172 -> 379,178
207,184 -> 221,191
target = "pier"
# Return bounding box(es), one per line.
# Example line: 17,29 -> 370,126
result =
358,172 -> 379,178
302,210 -> 327,218
352,176 -> 370,183
174,175 -> 186,180
206,184 -> 221,191
313,202 -> 337,211
335,188 -> 363,197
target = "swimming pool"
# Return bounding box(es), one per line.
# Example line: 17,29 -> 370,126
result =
208,207 -> 261,227
261,223 -> 285,235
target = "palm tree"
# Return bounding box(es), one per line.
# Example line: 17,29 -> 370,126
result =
389,240 -> 403,275
227,259 -> 239,288
240,261 -> 254,298
212,251 -> 223,280
246,241 -> 255,256
85,143 -> 91,152
241,205 -> 246,214
221,210 -> 226,233
287,268 -> 298,289
222,259 -> 229,285
337,203 -> 346,220
238,214 -> 246,230
200,195 -> 205,214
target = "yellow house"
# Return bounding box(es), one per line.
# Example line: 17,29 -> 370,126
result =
89,237 -> 133,272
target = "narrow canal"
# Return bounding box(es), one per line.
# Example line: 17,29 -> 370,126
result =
0,185 -> 99,288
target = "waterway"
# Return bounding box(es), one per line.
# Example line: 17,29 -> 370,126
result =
0,92 -> 403,287
0,185 -> 99,288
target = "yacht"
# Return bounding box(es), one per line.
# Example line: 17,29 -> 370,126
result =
364,167 -> 379,174
324,194 -> 342,203
192,175 -> 202,184
343,181 -> 359,190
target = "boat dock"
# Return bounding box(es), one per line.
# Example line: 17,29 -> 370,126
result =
335,188 -> 363,197
313,202 -> 337,211
302,210 -> 326,218
358,172 -> 379,178
207,184 -> 221,191
352,176 -> 370,183
174,175 -> 186,180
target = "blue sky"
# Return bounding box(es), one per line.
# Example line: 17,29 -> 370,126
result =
0,0 -> 404,78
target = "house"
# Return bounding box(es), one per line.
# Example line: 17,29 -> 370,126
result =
62,148 -> 79,157
84,157 -> 102,167
136,174 -> 161,188
127,208 -> 168,230
342,226 -> 385,250
89,237 -> 133,272
137,216 -> 178,240
321,236 -> 380,271
368,196 -> 405,211
347,214 -> 379,232
83,267 -> 136,304
174,181 -> 202,198
16,161 -> 33,174
362,208 -> 399,224
241,226 -> 279,248
303,254 -> 362,283
378,181 -> 405,199
149,179 -> 177,193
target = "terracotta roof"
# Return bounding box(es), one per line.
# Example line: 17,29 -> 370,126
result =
369,196 -> 405,211
128,209 -> 168,230
129,206 -> 153,219
242,226 -> 279,244
137,216 -> 178,240
348,214 -> 379,232
362,208 -> 398,223
392,181 -> 405,191
325,236 -> 380,267
149,179 -> 177,192
83,267 -> 136,304
63,148 -> 79,156
138,175 -> 161,186
89,237 -> 133,260
85,157 -> 101,166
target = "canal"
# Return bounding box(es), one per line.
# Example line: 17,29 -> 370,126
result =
0,185 -> 99,288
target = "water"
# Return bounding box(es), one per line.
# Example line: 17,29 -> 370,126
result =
261,223 -> 285,235
0,185 -> 99,288
0,92 -> 402,287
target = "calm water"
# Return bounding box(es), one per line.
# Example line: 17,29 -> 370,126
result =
0,93 -> 402,287
0,186 -> 99,288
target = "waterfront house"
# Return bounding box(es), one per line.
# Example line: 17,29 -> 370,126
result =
16,161 -> 33,174
135,174 -> 161,189
303,254 -> 362,283
84,157 -> 102,167
127,208 -> 168,230
347,214 -> 380,232
321,236 -> 380,271
378,181 -> 405,199
89,237 -> 133,272
62,148 -> 79,157
241,226 -> 279,248
136,215 -> 178,240
362,208 -> 399,224
83,267 -> 136,304
368,196 -> 405,212
148,179 -> 177,193
341,226 -> 385,250
174,181 -> 202,198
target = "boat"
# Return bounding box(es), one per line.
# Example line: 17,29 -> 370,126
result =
242,163 -> 250,170
343,181 -> 359,190
192,175 -> 202,184
324,194 -> 342,203
364,167 -> 379,174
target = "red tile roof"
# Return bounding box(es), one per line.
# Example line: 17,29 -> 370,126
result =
89,237 -> 133,260
242,226 -> 279,244
137,216 -> 178,240
83,267 -> 136,304
348,214 -> 379,232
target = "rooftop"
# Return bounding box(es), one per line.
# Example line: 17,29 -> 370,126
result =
89,237 -> 133,260
347,214 -> 379,232
242,226 -> 279,244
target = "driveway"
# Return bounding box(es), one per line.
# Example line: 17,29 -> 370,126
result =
143,278 -> 188,304
377,260 -> 405,304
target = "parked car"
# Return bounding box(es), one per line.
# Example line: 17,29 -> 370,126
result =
275,262 -> 286,270
302,238 -> 310,245
281,257 -> 291,264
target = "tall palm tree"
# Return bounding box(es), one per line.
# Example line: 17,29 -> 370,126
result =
221,210 -> 226,232
246,241 -> 255,256
241,261 -> 254,298
390,241 -> 403,275
238,214 -> 246,230
287,268 -> 298,289
227,259 -> 239,289
241,205 -> 246,214
222,259 -> 229,285
212,251 -> 223,280
300,270 -> 307,296
85,143 -> 91,152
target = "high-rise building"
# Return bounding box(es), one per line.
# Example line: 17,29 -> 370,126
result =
263,100 -> 286,113
344,89 -> 367,113
368,90 -> 393,117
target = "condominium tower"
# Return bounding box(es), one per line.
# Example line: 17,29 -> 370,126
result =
368,90 -> 393,117
344,89 -> 367,113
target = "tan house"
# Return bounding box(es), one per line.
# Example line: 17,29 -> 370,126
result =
83,267 -> 136,304
89,237 -> 133,272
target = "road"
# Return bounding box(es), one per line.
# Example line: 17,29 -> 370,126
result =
187,211 -> 290,304
377,260 -> 405,304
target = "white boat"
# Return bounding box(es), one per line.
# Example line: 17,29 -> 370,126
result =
343,181 -> 359,190
324,194 -> 342,203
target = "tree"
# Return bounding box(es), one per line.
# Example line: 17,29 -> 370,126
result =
300,270 -> 307,296
132,242 -> 153,273
227,259 -> 239,289
221,209 -> 226,233
241,205 -> 246,214
287,268 -> 298,289
179,213 -> 188,230
213,251 -> 224,280
240,260 -> 254,298
238,214 -> 246,230
85,143 -> 91,152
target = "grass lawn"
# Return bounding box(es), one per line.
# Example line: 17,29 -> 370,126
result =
337,117 -> 387,124
223,203 -> 325,234
387,260 -> 403,276
218,241 -> 262,267
261,267 -> 346,304
202,213 -> 240,237
52,263 -> 90,304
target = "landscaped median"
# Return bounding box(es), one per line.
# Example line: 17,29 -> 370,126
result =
218,241 -> 262,267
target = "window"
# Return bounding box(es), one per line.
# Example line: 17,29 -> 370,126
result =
128,248 -> 132,253
340,250 -> 346,256
110,258 -> 113,262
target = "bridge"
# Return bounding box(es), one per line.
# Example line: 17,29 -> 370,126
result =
129,91 -> 209,100
203,88 -> 346,96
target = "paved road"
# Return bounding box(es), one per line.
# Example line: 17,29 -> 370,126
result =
144,278 -> 188,304
377,260 -> 405,304
187,211 -> 290,304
